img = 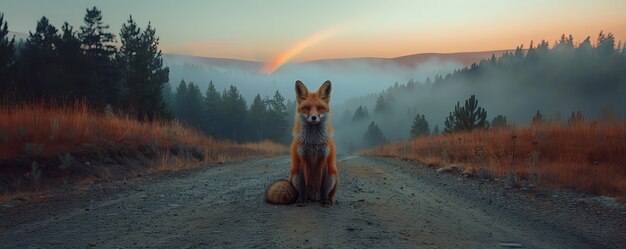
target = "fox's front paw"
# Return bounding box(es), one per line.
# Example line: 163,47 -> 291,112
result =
295,199 -> 307,207
321,199 -> 332,207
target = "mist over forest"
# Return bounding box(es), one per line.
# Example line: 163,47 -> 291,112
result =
162,54 -> 465,104
332,33 -> 626,152
163,32 -> 626,153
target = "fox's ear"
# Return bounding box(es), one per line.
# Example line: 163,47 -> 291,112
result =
295,80 -> 309,102
318,80 -> 331,101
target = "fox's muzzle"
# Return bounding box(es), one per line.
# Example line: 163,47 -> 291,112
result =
301,113 -> 326,125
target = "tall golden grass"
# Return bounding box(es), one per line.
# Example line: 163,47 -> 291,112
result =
362,122 -> 626,198
0,101 -> 286,165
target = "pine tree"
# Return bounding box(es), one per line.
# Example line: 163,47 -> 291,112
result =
491,115 -> 508,129
433,124 -> 440,135
410,113 -> 429,138
363,121 -> 387,148
203,81 -> 223,137
57,22 -> 90,100
444,95 -> 487,133
79,7 -> 119,106
186,82 -> 204,128
406,78 -> 416,89
222,85 -> 247,141
266,90 -> 289,142
374,94 -> 388,114
80,7 -> 116,58
554,34 -> 574,53
174,79 -> 189,122
116,16 -> 141,107
173,80 -> 203,128
285,98 -> 297,132
139,22 -> 169,118
443,108 -> 458,134
575,36 -> 593,59
19,16 -> 60,99
596,31 -> 615,56
352,105 -> 369,122
532,110 -> 544,126
117,16 -> 169,119
0,13 -> 16,97
248,94 -> 267,141
162,82 -> 175,113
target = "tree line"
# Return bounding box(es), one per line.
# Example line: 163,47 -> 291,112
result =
165,79 -> 292,143
0,8 -> 293,144
359,92 -> 607,149
348,31 -> 626,147
0,8 -> 168,119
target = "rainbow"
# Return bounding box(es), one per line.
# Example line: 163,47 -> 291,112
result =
260,24 -> 349,75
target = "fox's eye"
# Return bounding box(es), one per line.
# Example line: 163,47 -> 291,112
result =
301,106 -> 310,111
317,106 -> 326,111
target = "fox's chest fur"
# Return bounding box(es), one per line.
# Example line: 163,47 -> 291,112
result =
296,123 -> 330,157
296,123 -> 330,201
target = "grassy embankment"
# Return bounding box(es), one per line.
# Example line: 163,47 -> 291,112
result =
362,122 -> 626,198
0,101 -> 287,198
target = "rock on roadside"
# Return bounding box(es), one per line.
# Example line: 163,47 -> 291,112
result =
436,164 -> 464,174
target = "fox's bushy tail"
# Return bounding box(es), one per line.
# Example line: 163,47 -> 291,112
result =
265,179 -> 298,204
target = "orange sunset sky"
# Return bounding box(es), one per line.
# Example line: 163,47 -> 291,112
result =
1,0 -> 625,62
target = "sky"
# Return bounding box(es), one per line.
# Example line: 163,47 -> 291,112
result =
1,0 -> 626,62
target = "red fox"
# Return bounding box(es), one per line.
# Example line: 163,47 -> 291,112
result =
265,80 -> 338,207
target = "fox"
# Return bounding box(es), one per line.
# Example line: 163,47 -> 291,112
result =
265,80 -> 338,207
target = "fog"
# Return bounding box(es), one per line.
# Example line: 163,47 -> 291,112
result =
163,54 -> 467,153
163,55 -> 464,104
332,40 -> 626,153
333,76 -> 625,153
164,38 -> 626,154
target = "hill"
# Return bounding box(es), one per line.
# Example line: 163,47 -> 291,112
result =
164,50 -> 509,72
162,50 -> 506,104
391,50 -> 513,67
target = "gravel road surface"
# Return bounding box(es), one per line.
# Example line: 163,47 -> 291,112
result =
1,156 -> 624,248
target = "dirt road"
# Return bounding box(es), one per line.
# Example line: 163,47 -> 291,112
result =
1,156 -> 624,248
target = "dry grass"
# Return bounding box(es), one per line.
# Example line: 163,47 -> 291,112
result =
362,122 -> 626,198
1,101 -> 285,159
242,140 -> 289,155
0,101 -> 286,160
0,101 -> 287,195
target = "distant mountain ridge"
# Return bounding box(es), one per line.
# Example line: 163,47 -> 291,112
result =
163,50 -> 514,71
7,30 -> 511,68
391,50 -> 514,67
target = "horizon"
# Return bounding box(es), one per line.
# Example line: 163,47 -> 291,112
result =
162,48 -> 517,63
1,0 -> 625,64
4,28 -> 519,62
